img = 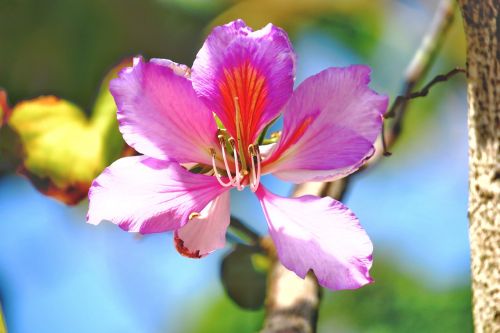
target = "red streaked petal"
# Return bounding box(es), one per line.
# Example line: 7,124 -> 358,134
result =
192,19 -> 295,147
263,66 -> 388,183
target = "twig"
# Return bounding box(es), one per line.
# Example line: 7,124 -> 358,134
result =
381,67 -> 465,155
381,0 -> 457,155
260,0 -> 457,332
385,67 -> 465,119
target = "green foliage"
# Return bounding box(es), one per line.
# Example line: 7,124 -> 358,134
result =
0,0 -> 212,110
184,291 -> 265,333
186,257 -> 472,333
314,12 -> 381,58
318,259 -> 473,333
208,0 -> 385,44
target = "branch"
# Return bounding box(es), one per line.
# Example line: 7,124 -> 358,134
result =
260,0 -> 457,332
380,67 -> 465,156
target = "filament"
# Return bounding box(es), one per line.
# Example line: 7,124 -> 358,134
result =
229,138 -> 244,191
210,138 -> 262,192
210,148 -> 233,187
248,144 -> 262,192
218,135 -> 235,185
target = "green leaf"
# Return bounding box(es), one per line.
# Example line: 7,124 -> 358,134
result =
8,60 -> 131,204
220,244 -> 268,310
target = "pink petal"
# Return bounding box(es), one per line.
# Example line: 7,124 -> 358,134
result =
174,192 -> 231,258
87,156 -> 227,234
110,57 -> 218,164
263,65 -> 388,182
255,186 -> 373,290
192,19 -> 295,147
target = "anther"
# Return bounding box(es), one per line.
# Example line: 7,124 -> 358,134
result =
189,212 -> 200,220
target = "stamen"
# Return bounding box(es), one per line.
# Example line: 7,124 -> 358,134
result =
218,135 -> 235,185
210,148 -> 233,187
189,212 -> 200,220
248,144 -> 262,192
229,138 -> 245,191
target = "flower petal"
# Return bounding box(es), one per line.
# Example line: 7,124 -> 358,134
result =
192,19 -> 295,146
263,65 -> 388,182
87,156 -> 227,234
255,186 -> 373,290
174,191 -> 231,258
110,57 -> 217,164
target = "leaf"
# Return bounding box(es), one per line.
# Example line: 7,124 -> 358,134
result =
220,244 -> 268,310
7,59 -> 132,205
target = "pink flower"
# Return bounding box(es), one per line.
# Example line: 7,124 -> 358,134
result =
87,20 -> 388,290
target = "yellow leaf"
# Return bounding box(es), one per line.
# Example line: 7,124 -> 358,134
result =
8,60 -> 131,204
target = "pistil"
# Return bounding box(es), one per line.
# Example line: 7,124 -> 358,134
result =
233,97 -> 248,174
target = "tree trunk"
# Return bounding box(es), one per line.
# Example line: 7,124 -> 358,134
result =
458,1 -> 499,332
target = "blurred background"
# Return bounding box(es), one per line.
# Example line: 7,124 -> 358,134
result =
0,0 -> 471,332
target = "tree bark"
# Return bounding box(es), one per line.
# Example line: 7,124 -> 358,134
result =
458,1 -> 500,332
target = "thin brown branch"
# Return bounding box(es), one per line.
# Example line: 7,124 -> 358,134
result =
381,67 -> 466,156
385,67 -> 465,119
381,0 -> 457,155
260,0 -> 457,332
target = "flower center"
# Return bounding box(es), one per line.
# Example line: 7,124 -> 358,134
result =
210,137 -> 261,192
209,96 -> 262,192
